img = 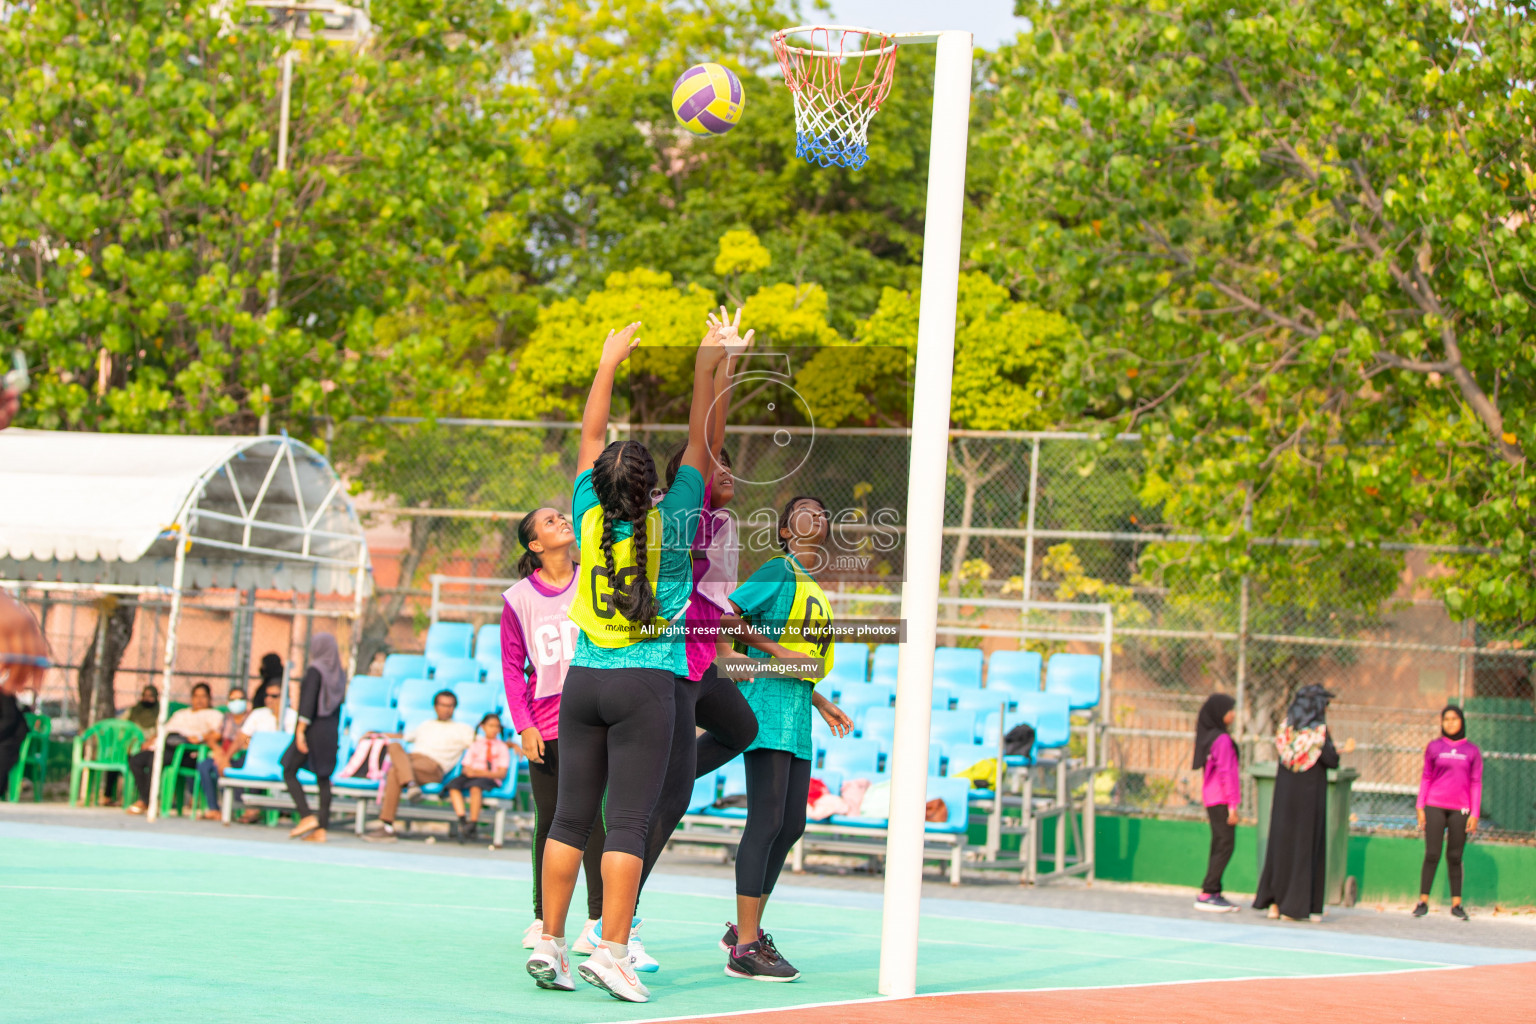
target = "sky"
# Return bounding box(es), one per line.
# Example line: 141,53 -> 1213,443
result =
823,0 -> 1028,52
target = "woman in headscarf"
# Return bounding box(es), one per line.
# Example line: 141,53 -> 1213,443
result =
1192,693 -> 1240,911
1413,704 -> 1482,920
280,633 -> 346,842
1254,684 -> 1352,921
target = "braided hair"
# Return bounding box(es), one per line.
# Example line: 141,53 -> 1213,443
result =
515,509 -> 544,580
592,440 -> 660,623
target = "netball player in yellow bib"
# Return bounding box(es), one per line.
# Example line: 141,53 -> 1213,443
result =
718,495 -> 854,982
526,316 -> 730,1005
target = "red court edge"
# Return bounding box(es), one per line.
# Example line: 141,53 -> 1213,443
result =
665,962 -> 1536,1024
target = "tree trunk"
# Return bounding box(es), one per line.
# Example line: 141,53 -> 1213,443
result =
943,440 -> 1007,645
76,598 -> 137,725
354,516 -> 440,674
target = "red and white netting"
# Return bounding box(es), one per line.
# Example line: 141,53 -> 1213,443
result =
771,26 -> 898,170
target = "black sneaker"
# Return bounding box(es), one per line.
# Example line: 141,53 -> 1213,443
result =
1412,901 -> 1429,917
725,942 -> 799,982
1452,904 -> 1468,921
719,922 -> 738,953
455,818 -> 468,844
759,931 -> 788,964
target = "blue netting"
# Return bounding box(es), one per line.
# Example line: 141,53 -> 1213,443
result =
796,131 -> 869,170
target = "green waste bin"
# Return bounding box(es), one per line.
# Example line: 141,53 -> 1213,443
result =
1250,760 -> 1360,907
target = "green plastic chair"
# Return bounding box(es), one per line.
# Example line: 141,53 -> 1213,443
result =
159,743 -> 211,817
6,713 -> 51,802
70,719 -> 144,807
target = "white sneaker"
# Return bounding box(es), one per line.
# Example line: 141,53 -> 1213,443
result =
592,916 -> 660,972
628,919 -> 660,973
522,919 -> 543,950
571,918 -> 601,956
578,946 -> 650,1003
525,938 -> 574,991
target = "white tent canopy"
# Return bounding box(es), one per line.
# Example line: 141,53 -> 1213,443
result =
0,430 -> 370,594
0,429 -> 372,823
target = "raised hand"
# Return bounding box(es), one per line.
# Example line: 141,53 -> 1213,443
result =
600,322 -> 643,369
707,305 -> 754,357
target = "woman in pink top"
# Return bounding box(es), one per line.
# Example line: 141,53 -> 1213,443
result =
1414,704 -> 1483,920
445,712 -> 511,844
1193,693 -> 1240,912
502,507 -> 605,951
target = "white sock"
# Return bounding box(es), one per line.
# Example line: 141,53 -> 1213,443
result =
601,938 -> 628,960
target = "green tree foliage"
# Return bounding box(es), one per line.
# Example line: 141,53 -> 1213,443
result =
1,0 -> 530,435
517,1 -> 1001,333
983,0 -> 1536,635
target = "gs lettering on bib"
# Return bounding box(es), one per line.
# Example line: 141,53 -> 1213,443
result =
568,505 -> 672,647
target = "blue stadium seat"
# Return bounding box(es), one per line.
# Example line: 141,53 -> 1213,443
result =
952,688 -> 1014,716
1045,653 -> 1102,710
986,649 -> 1042,696
344,705 -> 401,743
395,678 -> 441,716
706,757 -> 749,819
345,675 -> 391,708
858,705 -> 896,742
223,732 -> 289,783
451,682 -> 499,726
924,776 -> 973,834
836,685 -> 894,724
821,738 -> 884,779
474,623 -> 502,675
870,644 -> 899,685
687,771 -> 720,813
400,706 -> 439,734
930,709 -> 981,751
823,643 -> 870,690
425,621 -> 475,664
931,685 -> 954,711
944,740 -> 990,777
433,657 -> 484,686
811,714 -> 836,762
933,646 -> 984,689
1014,691 -> 1072,749
382,654 -> 429,681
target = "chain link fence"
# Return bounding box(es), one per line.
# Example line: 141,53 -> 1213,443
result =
317,420 -> 1536,842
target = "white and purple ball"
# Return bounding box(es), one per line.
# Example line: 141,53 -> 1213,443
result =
671,62 -> 745,136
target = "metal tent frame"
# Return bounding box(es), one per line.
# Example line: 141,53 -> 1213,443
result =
0,430 -> 371,822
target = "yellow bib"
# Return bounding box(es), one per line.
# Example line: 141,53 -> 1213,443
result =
568,505 -> 670,647
765,555 -> 836,681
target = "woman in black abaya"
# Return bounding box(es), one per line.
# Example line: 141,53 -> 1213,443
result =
1254,684 -> 1352,921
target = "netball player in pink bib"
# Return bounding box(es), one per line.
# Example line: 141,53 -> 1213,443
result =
502,507 -> 607,954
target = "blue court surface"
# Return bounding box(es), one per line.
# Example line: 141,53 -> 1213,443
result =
3,819 -> 1532,1024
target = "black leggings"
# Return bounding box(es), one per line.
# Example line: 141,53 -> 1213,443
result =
639,664 -> 759,893
546,665 -> 674,859
281,764 -> 331,825
1421,806 -> 1469,899
737,749 -> 811,899
1202,805 -> 1236,895
528,737 -> 605,921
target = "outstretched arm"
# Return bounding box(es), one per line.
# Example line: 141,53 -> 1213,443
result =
680,319 -> 729,475
705,306 -> 751,460
576,322 -> 642,475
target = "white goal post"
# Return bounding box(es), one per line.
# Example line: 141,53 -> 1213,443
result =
873,27 -> 973,1001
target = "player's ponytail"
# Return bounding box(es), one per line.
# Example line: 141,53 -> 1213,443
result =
515,510 -> 543,580
592,440 -> 661,624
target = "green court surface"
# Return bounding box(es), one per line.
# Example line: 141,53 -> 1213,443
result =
0,826 -> 1482,1024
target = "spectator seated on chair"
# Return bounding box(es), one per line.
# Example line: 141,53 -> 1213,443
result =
228,686 -> 298,823
365,689 -> 474,842
194,687 -> 251,821
445,712 -> 511,844
102,685 -> 160,807
126,682 -> 223,815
